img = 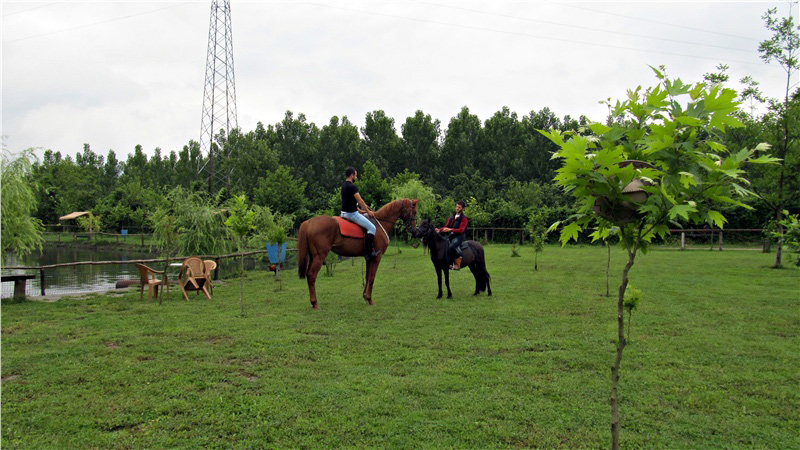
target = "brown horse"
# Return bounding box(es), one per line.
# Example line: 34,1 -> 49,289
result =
297,198 -> 419,309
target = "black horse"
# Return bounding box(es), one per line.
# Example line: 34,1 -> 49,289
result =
413,219 -> 492,298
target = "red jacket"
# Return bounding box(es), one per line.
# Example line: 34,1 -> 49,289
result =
445,214 -> 468,236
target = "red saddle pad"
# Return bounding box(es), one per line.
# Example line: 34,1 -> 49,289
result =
334,216 -> 365,239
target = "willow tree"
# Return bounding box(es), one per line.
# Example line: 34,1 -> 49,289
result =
541,67 -> 776,449
1,148 -> 44,264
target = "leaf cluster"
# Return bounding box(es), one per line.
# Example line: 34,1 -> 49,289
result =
541,66 -> 778,253
623,285 -> 643,313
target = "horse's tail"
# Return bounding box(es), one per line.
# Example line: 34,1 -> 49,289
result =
298,221 -> 310,279
472,243 -> 490,292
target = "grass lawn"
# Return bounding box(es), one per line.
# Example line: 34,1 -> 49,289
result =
2,244 -> 798,448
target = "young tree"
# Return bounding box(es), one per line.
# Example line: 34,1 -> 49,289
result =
526,209 -> 549,271
772,211 -> 800,266
1,148 -> 44,263
225,195 -> 256,317
757,4 -> 800,267
541,67 -> 776,449
77,213 -> 101,241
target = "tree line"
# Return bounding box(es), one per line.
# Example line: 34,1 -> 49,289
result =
22,92 -> 798,238
28,106 -> 586,232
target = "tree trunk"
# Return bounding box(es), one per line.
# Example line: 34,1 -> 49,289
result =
606,241 -> 611,297
240,250 -> 245,317
774,78 -> 789,267
611,251 -> 635,450
626,310 -> 631,342
775,209 -> 784,268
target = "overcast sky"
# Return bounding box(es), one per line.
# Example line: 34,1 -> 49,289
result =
2,1 -> 798,161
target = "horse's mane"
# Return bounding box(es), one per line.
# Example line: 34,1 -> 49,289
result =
375,198 -> 407,217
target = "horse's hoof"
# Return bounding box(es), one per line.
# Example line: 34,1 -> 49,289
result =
447,294 -> 452,299
312,304 -> 320,310
436,294 -> 442,299
365,299 -> 373,305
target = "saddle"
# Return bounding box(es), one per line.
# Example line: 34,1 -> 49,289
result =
447,238 -> 470,260
334,216 -> 376,239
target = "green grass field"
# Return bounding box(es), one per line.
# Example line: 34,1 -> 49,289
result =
2,245 -> 798,448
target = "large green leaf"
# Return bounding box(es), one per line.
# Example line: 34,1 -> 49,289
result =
588,123 -> 611,135
559,222 -> 582,246
706,210 -> 727,228
668,203 -> 697,221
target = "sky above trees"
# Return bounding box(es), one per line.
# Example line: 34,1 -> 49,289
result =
2,1 -> 796,159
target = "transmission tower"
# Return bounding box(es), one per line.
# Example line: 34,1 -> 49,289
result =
199,0 -> 237,190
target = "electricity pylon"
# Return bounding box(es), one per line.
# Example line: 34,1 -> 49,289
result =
199,0 -> 237,190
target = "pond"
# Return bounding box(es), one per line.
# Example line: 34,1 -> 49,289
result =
2,245 -> 157,298
2,245 -> 289,298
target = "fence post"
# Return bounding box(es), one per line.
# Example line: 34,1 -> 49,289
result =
484,229 -> 488,243
141,232 -> 145,246
719,231 -> 723,251
214,257 -> 220,280
519,230 -> 524,245
681,232 -> 686,250
40,268 -> 46,296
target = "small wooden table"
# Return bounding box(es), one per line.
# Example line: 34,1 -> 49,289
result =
1,274 -> 37,298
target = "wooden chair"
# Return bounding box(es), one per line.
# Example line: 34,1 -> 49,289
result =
178,257 -> 211,301
135,264 -> 169,304
203,260 -> 217,295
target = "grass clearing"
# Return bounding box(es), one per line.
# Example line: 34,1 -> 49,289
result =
2,244 -> 798,447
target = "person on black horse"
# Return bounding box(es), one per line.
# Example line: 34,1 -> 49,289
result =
436,200 -> 468,270
341,167 -> 380,260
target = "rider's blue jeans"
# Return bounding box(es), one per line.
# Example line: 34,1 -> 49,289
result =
341,211 -> 376,235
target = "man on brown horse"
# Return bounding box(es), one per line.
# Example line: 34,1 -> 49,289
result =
340,167 -> 380,260
436,200 -> 468,270
298,197 -> 419,308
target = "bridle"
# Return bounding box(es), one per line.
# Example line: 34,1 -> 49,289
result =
416,221 -> 440,247
376,199 -> 417,234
